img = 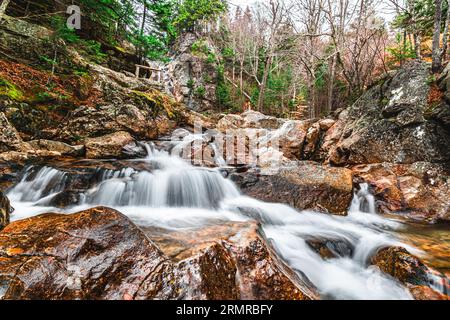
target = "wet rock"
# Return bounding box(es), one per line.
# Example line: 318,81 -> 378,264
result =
0,192 -> 11,230
143,221 -> 319,300
371,246 -> 430,286
306,238 -> 354,259
0,208 -> 319,300
179,109 -> 216,130
0,151 -> 30,164
324,61 -> 450,165
0,164 -> 21,191
27,140 -> 84,157
217,111 -> 280,132
407,285 -> 449,300
170,128 -> 191,141
371,246 -> 449,300
237,162 -> 353,215
85,131 -> 135,159
0,207 -> 176,300
352,162 -> 450,223
121,141 -> 148,159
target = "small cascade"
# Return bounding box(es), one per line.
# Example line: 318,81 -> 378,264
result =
8,166 -> 68,205
7,144 -> 240,210
350,183 -> 377,214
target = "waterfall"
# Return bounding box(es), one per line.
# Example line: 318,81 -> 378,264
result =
8,146 -> 239,210
350,183 -> 377,214
6,144 -> 425,300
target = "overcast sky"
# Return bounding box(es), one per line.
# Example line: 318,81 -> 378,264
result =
227,0 -> 396,24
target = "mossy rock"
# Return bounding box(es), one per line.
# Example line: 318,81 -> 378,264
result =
0,79 -> 24,101
130,90 -> 180,120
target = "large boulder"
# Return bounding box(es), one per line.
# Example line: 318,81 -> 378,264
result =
352,162 -> 450,223
273,120 -> 310,160
217,111 -> 280,133
57,101 -> 178,144
0,207 -> 319,300
216,114 -> 244,132
371,246 -> 449,300
233,162 -> 354,215
0,192 -> 11,230
143,221 -> 319,300
27,140 -> 84,157
241,110 -> 280,129
0,207 -> 176,300
85,131 -> 135,159
324,61 -> 450,165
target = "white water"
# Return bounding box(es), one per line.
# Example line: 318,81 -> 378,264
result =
7,146 -> 421,300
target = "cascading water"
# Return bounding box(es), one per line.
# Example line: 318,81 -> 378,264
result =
6,143 -> 437,300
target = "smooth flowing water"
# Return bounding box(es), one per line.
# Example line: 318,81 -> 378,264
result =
6,144 -> 445,300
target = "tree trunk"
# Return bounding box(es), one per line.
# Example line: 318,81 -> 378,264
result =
432,0 -> 444,73
239,59 -> 244,93
257,55 -> 273,113
0,0 -> 11,23
139,1 -> 147,64
327,55 -> 336,114
441,0 -> 450,61
414,33 -> 422,59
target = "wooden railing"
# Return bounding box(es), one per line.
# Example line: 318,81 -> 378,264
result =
135,64 -> 163,84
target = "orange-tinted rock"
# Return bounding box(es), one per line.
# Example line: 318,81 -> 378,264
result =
0,192 -> 11,230
407,285 -> 449,300
0,207 -> 176,300
352,162 -> 450,223
85,131 -> 135,159
144,221 -> 319,300
0,208 -> 318,300
371,246 -> 449,300
371,247 -> 430,285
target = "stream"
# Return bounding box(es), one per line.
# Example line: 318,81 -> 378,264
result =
5,143 -> 449,300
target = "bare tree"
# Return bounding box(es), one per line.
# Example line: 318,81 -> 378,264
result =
432,0 -> 444,72
441,0 -> 450,61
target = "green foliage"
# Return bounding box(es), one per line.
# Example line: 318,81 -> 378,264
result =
195,86 -> 206,98
207,53 -> 217,64
426,74 -> 437,85
38,55 -> 58,68
83,40 -> 108,63
191,40 -> 211,55
133,33 -> 170,62
392,0 -> 446,38
387,33 -> 417,67
314,62 -> 328,90
0,79 -> 24,101
216,64 -> 232,108
221,47 -> 235,59
51,16 -> 80,44
187,79 -> 195,89
174,0 -> 227,31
